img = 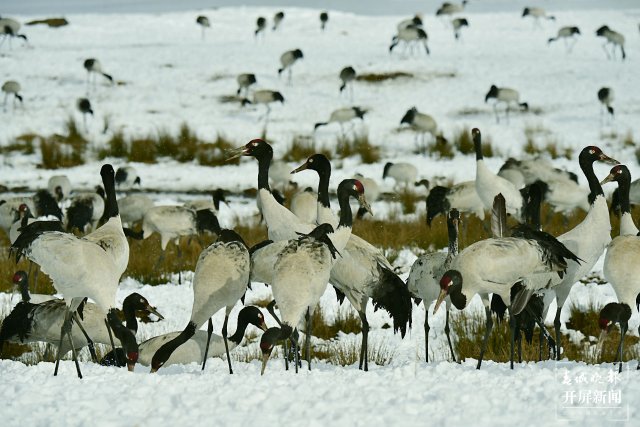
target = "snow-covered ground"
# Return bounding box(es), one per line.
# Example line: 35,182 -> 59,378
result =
1,4 -> 640,426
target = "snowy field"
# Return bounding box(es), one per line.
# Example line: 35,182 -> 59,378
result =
1,2 -> 640,426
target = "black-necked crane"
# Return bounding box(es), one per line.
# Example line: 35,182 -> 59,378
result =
390,26 -> 429,55
426,181 -> 485,226
400,107 -> 437,153
598,164 -> 639,372
272,11 -> 284,31
434,196 -> 581,369
241,90 -> 284,124
452,17 -> 469,40
407,209 -> 460,362
339,66 -> 356,97
48,175 -> 72,203
259,223 -> 340,374
150,229 -> 251,373
9,164 -> 130,378
314,106 -> 366,135
436,1 -> 467,17
255,16 -> 267,37
102,305 -> 266,368
383,161 -> 418,190
0,192 -> 63,238
527,146 -> 618,359
236,73 -> 257,96
611,176 -> 640,216
115,165 -> 141,188
77,97 -> 93,130
485,85 -> 528,123
0,276 -> 161,370
319,11 -> 329,31
278,49 -> 303,84
596,25 -> 626,60
598,87 -> 614,123
2,80 -> 22,111
548,26 -> 580,51
522,7 -> 555,27
0,17 -> 27,48
83,58 -> 113,86
196,15 -> 210,40
472,129 -> 523,221
291,154 -> 412,371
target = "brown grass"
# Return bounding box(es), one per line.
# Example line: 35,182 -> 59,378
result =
282,135 -> 331,163
25,18 -> 69,27
335,133 -> 380,164
356,72 -> 413,82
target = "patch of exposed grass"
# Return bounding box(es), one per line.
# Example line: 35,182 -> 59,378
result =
129,138 -> 158,163
282,135 -> 331,163
40,117 -> 89,169
523,124 -> 572,160
311,305 -> 362,340
335,133 -> 380,164
621,130 -> 635,148
356,71 -> 413,82
0,136 -> 35,155
427,135 -> 455,159
99,129 -> 128,159
312,339 -> 395,366
25,17 -> 69,27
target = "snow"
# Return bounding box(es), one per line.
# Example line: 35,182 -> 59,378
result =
1,3 -> 640,426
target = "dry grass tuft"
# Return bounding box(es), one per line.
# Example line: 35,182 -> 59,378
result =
282,135 -> 331,163
25,17 -> 69,27
427,135 -> 455,159
335,133 -> 380,164
312,339 -> 395,366
310,305 -> 362,340
40,118 -> 89,169
356,71 -> 413,82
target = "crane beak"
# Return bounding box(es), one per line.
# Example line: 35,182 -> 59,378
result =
599,173 -> 615,186
433,289 -> 448,314
260,352 -> 271,375
599,153 -> 619,165
258,320 -> 268,331
145,304 -> 165,321
358,194 -> 373,216
291,162 -> 309,174
226,146 -> 247,161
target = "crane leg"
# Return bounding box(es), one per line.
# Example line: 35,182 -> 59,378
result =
476,305 -> 493,370
104,318 -> 123,366
424,309 -> 429,363
524,304 -> 555,359
358,311 -> 369,371
73,312 -> 98,362
554,306 -> 562,360
615,324 -> 627,373
305,309 -> 312,371
445,308 -> 456,362
509,311 -> 516,370
202,317 -> 214,371
222,315 -> 233,374
55,309 -> 83,378
538,327 -> 544,361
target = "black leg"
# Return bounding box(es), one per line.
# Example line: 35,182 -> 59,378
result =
524,305 -> 556,359
424,308 -> 430,363
283,337 -> 289,371
305,309 -> 311,371
292,336 -> 299,374
477,305 -> 493,370
222,315 -> 233,374
554,306 -> 562,360
444,309 -> 456,363
538,327 -> 543,362
616,324 -> 627,374
202,318 -> 214,371
358,312 -> 369,372
66,323 -> 83,379
73,312 -> 97,362
54,309 -> 70,376
509,312 -> 516,370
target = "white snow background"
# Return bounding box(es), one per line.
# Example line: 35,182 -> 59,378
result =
1,2 -> 640,426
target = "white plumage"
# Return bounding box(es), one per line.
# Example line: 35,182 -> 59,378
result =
390,26 -> 429,54
47,175 -> 72,202
383,162 -> 418,190
472,129 -> 523,220
596,25 -> 626,60
485,85 -> 528,123
118,194 -> 154,226
290,187 -> 318,224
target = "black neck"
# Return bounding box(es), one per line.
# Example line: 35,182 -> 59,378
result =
618,173 -> 631,216
153,321 -> 197,367
19,281 -> 30,303
337,188 -> 353,229
474,134 -> 483,161
228,315 -> 252,344
122,298 -> 138,333
103,173 -> 119,219
257,150 -> 272,192
317,168 -> 331,209
447,221 -> 458,257
579,155 -> 603,205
